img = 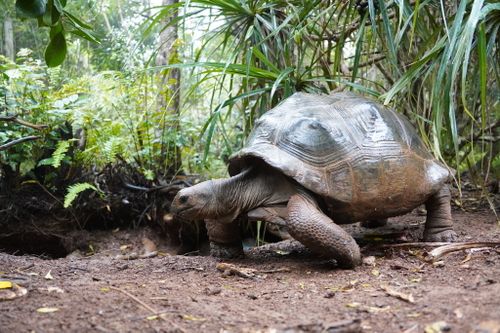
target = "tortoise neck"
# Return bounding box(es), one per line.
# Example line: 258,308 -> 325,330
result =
212,166 -> 297,219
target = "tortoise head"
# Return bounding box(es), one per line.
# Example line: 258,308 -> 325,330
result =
171,180 -> 217,220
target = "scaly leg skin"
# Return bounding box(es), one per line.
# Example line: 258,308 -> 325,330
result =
423,186 -> 458,242
361,218 -> 388,228
205,219 -> 244,258
287,194 -> 361,268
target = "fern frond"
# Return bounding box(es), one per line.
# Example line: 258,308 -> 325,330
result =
64,182 -> 98,208
103,137 -> 122,163
51,140 -> 72,168
38,139 -> 73,168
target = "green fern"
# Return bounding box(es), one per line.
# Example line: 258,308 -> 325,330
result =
64,182 -> 99,208
102,137 -> 122,163
38,139 -> 73,168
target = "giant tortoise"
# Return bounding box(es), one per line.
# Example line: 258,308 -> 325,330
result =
171,92 -> 457,267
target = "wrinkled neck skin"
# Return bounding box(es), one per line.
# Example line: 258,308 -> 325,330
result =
209,166 -> 297,223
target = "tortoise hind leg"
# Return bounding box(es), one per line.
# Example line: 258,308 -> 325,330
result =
423,186 -> 458,242
287,194 -> 361,268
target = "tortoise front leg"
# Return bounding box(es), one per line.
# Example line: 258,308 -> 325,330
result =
423,186 -> 457,242
287,194 -> 361,268
205,218 -> 243,258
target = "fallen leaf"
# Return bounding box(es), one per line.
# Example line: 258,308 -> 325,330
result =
407,312 -> 422,318
46,286 -> 64,293
146,315 -> 159,320
44,270 -> 53,280
182,314 -> 206,321
371,269 -> 380,277
100,287 -> 110,292
424,321 -> 450,333
0,281 -> 13,289
346,302 -> 360,308
366,305 -> 391,313
0,282 -> 27,301
380,284 -> 415,303
119,245 -> 130,251
36,307 -> 59,313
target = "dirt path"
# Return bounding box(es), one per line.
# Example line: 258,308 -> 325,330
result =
1,208 -> 499,333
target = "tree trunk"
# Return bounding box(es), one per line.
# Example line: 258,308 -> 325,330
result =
3,16 -> 15,60
156,0 -> 182,175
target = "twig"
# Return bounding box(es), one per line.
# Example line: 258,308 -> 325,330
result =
109,286 -> 186,332
349,54 -> 386,71
375,62 -> 394,85
0,114 -> 48,130
380,242 -> 452,249
0,136 -> 40,151
424,242 -> 500,262
109,286 -> 158,313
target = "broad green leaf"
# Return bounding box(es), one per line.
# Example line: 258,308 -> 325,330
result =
45,30 -> 67,67
63,10 -> 93,30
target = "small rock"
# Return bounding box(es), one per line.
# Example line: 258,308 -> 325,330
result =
324,290 -> 336,299
424,321 -> 451,333
116,264 -> 128,271
432,261 -> 445,268
247,293 -> 258,300
363,256 -> 376,266
205,287 -> 222,296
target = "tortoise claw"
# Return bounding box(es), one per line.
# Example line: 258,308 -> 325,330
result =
209,242 -> 244,259
423,229 -> 458,242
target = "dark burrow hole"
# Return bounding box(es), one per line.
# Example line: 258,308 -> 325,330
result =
0,233 -> 71,259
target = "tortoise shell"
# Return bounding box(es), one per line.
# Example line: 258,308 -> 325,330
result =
228,92 -> 450,223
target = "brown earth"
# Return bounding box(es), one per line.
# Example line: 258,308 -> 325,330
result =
1,207 -> 499,333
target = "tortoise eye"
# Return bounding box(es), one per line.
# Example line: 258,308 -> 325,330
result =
179,195 -> 188,204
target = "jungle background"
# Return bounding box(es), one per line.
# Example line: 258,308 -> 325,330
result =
0,1 -> 499,332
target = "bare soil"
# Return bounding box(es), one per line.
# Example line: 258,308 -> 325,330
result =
1,207 -> 499,333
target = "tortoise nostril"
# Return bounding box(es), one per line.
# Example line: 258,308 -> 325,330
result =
179,195 -> 188,204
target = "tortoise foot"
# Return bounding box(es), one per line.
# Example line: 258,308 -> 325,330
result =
209,242 -> 244,259
424,229 -> 458,242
